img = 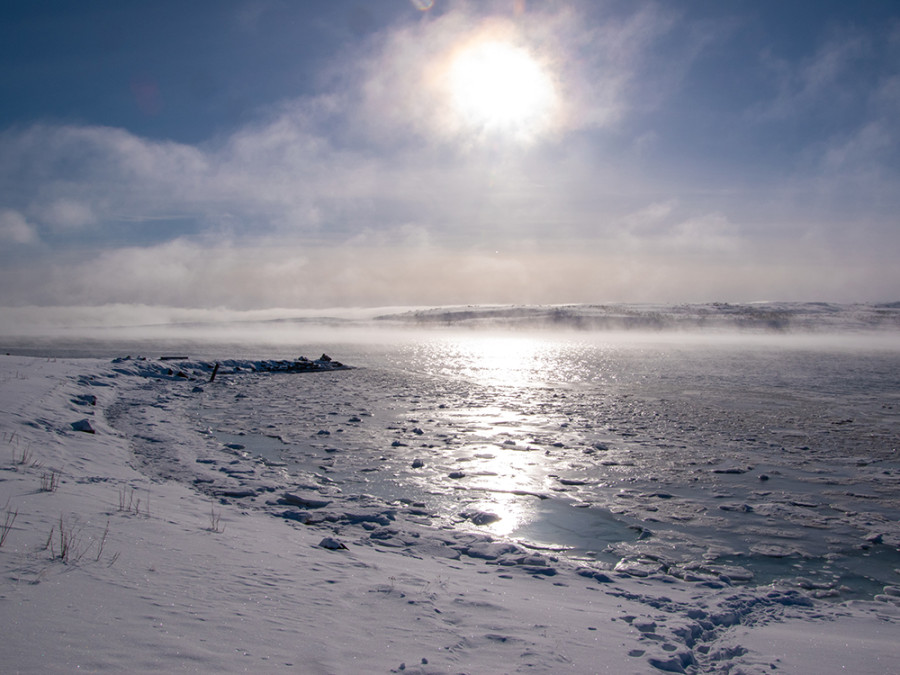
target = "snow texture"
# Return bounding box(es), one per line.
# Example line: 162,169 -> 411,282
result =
1,338 -> 898,673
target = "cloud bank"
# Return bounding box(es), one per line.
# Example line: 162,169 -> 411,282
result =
0,1 -> 898,315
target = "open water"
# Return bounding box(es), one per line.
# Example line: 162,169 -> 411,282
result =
4,304 -> 899,597
185,331 -> 900,598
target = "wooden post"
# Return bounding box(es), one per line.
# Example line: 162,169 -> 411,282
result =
209,362 -> 220,383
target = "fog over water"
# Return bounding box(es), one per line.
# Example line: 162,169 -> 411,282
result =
2,301 -> 899,358
11,303 -> 894,599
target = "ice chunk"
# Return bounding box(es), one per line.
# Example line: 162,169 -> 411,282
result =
71,419 -> 95,433
318,537 -> 347,550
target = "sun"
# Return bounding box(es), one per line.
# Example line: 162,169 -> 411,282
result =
447,39 -> 556,141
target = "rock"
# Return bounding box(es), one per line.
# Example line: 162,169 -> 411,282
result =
448,471 -> 466,479
411,458 -> 425,468
71,419 -> 95,433
318,537 -> 346,550
282,492 -> 332,509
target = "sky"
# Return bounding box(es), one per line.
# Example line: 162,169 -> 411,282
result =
1,0 -> 898,311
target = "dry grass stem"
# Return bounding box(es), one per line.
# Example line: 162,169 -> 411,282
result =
40,470 -> 60,492
0,501 -> 17,547
207,502 -> 224,533
96,519 -> 110,561
117,485 -> 149,516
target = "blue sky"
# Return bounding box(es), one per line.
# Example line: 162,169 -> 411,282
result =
1,0 -> 898,310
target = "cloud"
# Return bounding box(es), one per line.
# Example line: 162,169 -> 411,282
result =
0,3 -> 691,254
747,22 -> 900,182
2,233 -> 895,313
752,32 -> 870,121
348,2 -> 678,147
0,209 -> 38,245
38,199 -> 98,230
614,202 -> 741,257
0,124 -> 212,240
0,2 -> 896,309
821,121 -> 895,174
621,201 -> 677,232
667,213 -> 740,254
816,66 -> 900,180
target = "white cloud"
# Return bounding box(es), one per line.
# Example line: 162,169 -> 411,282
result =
0,4 -> 896,308
816,67 -> 900,179
668,213 -> 740,254
0,4 -> 692,254
615,204 -> 742,257
753,32 -> 869,121
38,199 -> 97,230
621,201 -> 677,232
2,233 -> 895,311
822,121 -> 894,174
350,3 -> 676,146
0,209 -> 38,244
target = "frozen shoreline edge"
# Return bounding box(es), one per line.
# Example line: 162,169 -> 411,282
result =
2,354 -> 899,674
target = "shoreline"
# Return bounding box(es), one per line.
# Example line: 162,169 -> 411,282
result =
1,354 -> 898,673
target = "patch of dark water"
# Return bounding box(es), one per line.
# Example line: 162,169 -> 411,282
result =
710,545 -> 900,600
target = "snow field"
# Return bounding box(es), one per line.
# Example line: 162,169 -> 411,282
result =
1,354 -> 898,674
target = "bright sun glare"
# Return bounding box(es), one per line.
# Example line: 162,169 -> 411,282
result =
448,40 -> 556,140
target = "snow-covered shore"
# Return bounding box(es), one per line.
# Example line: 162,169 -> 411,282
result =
1,354 -> 898,674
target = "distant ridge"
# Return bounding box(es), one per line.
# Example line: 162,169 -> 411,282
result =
375,302 -> 900,332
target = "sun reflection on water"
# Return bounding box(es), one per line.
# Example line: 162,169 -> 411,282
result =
426,334 -> 577,389
412,334 -> 592,538
390,333 -> 640,543
459,443 -> 548,537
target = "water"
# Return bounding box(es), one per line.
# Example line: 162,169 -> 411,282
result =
186,332 -> 900,596
5,319 -> 899,594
